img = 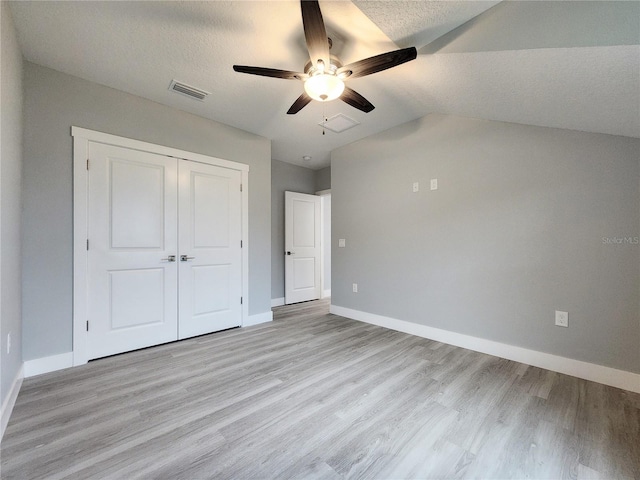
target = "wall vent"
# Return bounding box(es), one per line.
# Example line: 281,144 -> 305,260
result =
168,80 -> 210,101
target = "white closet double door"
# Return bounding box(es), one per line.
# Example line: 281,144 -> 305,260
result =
87,143 -> 242,360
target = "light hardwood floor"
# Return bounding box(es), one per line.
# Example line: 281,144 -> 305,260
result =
2,299 -> 639,479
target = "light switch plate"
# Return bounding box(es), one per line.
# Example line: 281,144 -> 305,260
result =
413,182 -> 419,192
555,310 -> 569,327
430,179 -> 438,190
338,239 -> 346,248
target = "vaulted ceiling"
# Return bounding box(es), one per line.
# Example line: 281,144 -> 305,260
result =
9,1 -> 640,169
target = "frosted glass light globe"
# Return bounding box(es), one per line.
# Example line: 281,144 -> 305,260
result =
304,74 -> 345,102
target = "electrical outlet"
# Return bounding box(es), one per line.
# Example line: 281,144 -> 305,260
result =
413,182 -> 419,192
555,310 -> 568,328
352,283 -> 358,293
430,179 -> 438,190
338,239 -> 346,248
7,333 -> 11,355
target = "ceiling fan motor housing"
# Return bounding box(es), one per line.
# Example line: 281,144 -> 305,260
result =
304,55 -> 343,77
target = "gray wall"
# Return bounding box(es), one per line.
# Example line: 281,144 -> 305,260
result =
332,113 -> 640,373
22,62 -> 271,361
271,159 -> 316,300
315,166 -> 331,192
1,2 -> 24,408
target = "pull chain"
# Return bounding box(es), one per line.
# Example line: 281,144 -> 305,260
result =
322,103 -> 327,135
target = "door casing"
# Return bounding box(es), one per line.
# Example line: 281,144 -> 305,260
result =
72,127 -> 249,366
284,191 -> 321,304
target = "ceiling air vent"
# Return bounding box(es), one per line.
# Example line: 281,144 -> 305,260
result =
168,80 -> 210,101
319,113 -> 360,133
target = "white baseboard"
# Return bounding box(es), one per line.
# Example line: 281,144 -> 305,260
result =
21,313 -> 275,379
330,305 -> 640,394
24,352 -> 74,378
322,289 -> 331,298
244,311 -> 273,327
1,365 -> 24,440
271,297 -> 285,308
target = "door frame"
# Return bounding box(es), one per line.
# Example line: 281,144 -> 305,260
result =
72,127 -> 249,366
316,189 -> 331,299
284,191 -> 322,304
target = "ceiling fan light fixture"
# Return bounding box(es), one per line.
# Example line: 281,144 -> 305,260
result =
233,1 -> 417,114
304,74 -> 344,102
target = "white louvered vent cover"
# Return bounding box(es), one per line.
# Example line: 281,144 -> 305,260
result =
319,113 -> 360,133
168,80 -> 210,101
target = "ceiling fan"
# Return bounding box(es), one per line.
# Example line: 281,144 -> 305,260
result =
233,0 -> 417,115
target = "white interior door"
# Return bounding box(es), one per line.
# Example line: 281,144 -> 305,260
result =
87,143 -> 178,359
285,191 -> 321,304
178,161 -> 243,339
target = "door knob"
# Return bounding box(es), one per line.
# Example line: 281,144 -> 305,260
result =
286,251 -> 295,255
161,255 -> 176,262
180,255 -> 195,262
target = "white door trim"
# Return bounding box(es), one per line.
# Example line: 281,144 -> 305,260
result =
316,190 -> 330,299
72,127 -> 249,366
284,191 -> 321,304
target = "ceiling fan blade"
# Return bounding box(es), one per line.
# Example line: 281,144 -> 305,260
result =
337,47 -> 417,79
300,0 -> 330,70
287,92 -> 313,115
340,86 -> 375,113
233,65 -> 306,80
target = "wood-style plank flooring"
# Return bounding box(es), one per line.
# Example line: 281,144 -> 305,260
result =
2,299 -> 639,479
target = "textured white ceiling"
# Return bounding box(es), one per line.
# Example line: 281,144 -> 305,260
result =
9,1 -> 640,169
353,0 -> 501,48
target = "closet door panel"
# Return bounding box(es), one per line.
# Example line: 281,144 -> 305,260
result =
178,161 -> 242,339
87,142 -> 178,359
